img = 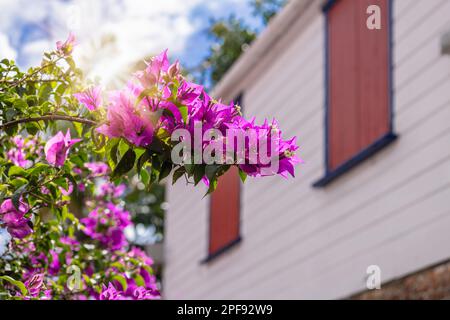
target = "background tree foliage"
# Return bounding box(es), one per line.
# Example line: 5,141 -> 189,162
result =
193,0 -> 287,89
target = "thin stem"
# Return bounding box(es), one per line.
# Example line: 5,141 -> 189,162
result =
0,114 -> 97,131
0,79 -> 65,84
7,56 -> 64,88
183,173 -> 193,185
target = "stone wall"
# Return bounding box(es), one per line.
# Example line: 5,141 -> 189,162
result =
352,260 -> 450,300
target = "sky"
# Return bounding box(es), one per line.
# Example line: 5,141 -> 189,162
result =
0,0 -> 262,86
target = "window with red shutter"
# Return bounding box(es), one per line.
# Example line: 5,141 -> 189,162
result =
204,95 -> 242,262
314,0 -> 397,187
207,166 -> 241,259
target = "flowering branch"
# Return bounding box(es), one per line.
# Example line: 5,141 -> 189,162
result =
0,79 -> 65,84
6,56 -> 65,88
0,114 -> 97,131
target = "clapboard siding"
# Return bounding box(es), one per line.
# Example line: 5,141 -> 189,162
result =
164,0 -> 450,299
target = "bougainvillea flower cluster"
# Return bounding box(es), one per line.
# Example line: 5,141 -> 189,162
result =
75,49 -> 301,180
81,202 -> 131,251
0,199 -> 33,239
73,86 -> 102,111
6,136 -> 41,168
56,31 -> 76,56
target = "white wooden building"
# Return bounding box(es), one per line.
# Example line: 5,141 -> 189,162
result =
164,0 -> 450,299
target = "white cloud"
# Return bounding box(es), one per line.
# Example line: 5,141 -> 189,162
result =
0,0 -> 256,85
0,227 -> 11,257
0,33 -> 17,60
21,39 -> 53,67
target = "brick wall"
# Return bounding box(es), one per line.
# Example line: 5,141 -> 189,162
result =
352,260 -> 450,300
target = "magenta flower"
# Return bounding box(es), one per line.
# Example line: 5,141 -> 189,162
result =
78,183 -> 86,192
177,80 -> 203,105
135,49 -> 170,87
59,180 -> 74,196
132,286 -> 159,300
99,283 -> 122,300
24,272 -> 45,297
0,199 -> 32,239
56,32 -> 76,55
84,162 -> 109,176
48,250 -> 61,276
73,86 -> 102,111
7,148 -> 30,168
44,129 -> 81,167
96,88 -> 154,147
81,202 -> 131,250
60,236 -> 80,250
98,182 -> 126,198
6,136 -> 36,168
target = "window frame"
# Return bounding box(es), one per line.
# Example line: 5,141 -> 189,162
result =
313,0 -> 397,188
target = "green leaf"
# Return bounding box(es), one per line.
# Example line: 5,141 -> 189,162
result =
184,163 -> 195,176
112,148 -> 136,179
53,177 -> 68,191
162,109 -> 176,121
172,166 -> 186,185
142,265 -> 154,276
193,165 -> 205,186
91,127 -> 105,149
147,138 -> 166,154
112,274 -> 128,292
5,125 -> 18,136
238,168 -> 247,183
178,105 -> 188,124
63,173 -> 78,195
25,122 -> 40,135
5,108 -> 17,121
203,164 -> 223,197
135,87 -> 158,106
13,99 -> 27,111
159,161 -> 173,182
133,274 -> 146,287
28,163 -> 50,177
204,176 -> 218,197
47,183 -> 58,199
38,83 -> 52,103
118,139 -> 129,157
54,84 -> 65,105
8,166 -> 27,177
73,121 -> 83,137
217,164 -> 231,177
42,100 -> 52,112
108,139 -> 120,169
149,157 -> 161,182
140,168 -> 150,186
0,276 -> 28,296
69,155 -> 85,168
56,83 -> 67,97
137,149 -> 152,174
9,177 -> 28,189
65,56 -> 76,70
11,182 -> 29,210
205,164 -> 221,181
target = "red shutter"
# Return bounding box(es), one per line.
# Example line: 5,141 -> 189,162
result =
327,0 -> 390,170
209,166 -> 240,256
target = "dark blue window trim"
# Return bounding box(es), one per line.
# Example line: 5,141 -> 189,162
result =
201,236 -> 242,264
202,93 -> 243,264
313,0 -> 397,188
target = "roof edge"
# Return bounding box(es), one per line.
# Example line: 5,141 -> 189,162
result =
212,0 -> 316,98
